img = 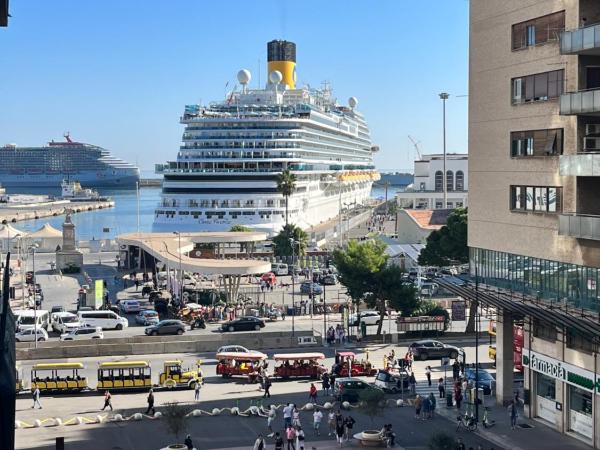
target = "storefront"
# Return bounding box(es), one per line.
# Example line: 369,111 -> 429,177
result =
523,349 -> 597,444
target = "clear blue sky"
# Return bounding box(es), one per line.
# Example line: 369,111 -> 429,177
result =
0,1 -> 468,173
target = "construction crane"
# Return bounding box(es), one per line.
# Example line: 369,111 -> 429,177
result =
408,135 -> 423,160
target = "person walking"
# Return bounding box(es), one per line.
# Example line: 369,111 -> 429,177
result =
327,410 -> 336,437
296,426 -> 306,450
322,372 -> 331,396
409,372 -> 416,395
437,377 -> 445,399
274,432 -> 284,450
292,405 -> 301,427
267,405 -> 276,436
145,389 -> 155,415
335,414 -> 345,446
454,383 -> 462,410
184,435 -> 194,450
253,434 -> 266,450
422,395 -> 430,420
452,361 -> 460,381
101,390 -> 113,411
425,366 -> 432,386
414,394 -> 422,419
286,425 -> 296,450
309,383 -> 318,403
428,392 -> 437,418
343,415 -> 355,441
194,381 -> 201,401
31,387 -> 42,409
283,403 -> 293,428
263,376 -> 272,398
313,409 -> 323,436
508,399 -> 519,430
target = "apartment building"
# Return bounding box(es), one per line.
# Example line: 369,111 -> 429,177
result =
470,1 -> 600,446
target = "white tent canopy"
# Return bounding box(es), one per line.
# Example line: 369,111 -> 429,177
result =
28,223 -> 62,238
0,223 -> 27,239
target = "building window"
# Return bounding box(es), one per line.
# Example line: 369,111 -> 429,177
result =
510,185 -> 562,213
435,201 -> 443,209
567,330 -> 595,354
569,386 -> 593,438
512,70 -> 564,104
446,171 -> 454,192
537,373 -> 556,400
434,171 -> 443,192
532,319 -> 557,342
456,171 -> 464,191
512,11 -> 565,50
511,129 -> 563,157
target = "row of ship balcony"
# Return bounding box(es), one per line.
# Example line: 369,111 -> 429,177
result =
155,164 -> 374,174
158,203 -> 285,209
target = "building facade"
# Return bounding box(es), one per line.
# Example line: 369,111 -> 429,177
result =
470,1 -> 600,447
397,153 -> 468,210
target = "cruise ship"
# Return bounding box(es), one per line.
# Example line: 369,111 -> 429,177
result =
154,40 -> 379,234
0,134 -> 140,188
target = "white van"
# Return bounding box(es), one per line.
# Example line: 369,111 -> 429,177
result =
50,311 -> 81,334
14,309 -> 50,331
271,263 -> 288,276
78,310 -> 128,330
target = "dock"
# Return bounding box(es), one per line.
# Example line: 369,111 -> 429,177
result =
0,199 -> 115,224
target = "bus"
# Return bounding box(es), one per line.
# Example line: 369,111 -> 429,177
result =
488,321 -> 524,372
97,361 -> 152,390
31,362 -> 88,392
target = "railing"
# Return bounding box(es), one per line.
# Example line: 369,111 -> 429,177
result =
559,153 -> 600,176
559,213 -> 600,240
559,88 -> 600,114
561,23 -> 600,54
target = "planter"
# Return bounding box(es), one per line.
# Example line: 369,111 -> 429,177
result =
160,445 -> 190,450
353,430 -> 384,447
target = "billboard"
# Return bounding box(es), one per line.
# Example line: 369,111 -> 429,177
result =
95,280 -> 104,309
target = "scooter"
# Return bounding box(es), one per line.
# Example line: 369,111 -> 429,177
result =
191,316 -> 206,330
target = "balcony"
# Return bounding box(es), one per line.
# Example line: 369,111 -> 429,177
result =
561,24 -> 600,55
559,153 -> 600,176
560,89 -> 600,115
559,213 -> 600,240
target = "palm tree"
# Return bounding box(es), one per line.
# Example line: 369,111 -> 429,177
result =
276,169 -> 297,226
273,224 -> 308,257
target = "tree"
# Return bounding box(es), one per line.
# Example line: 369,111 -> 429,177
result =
163,402 -> 190,444
418,208 -> 468,267
272,224 -> 308,257
276,169 -> 297,226
333,240 -> 418,334
357,388 -> 386,425
427,431 -> 455,450
229,224 -> 252,232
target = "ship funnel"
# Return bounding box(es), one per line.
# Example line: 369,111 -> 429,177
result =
267,40 -> 296,89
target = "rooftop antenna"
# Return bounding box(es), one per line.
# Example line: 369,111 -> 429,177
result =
408,135 -> 423,160
64,131 -> 72,143
258,59 -> 261,88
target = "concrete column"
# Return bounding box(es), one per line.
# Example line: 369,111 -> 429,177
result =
496,309 -> 514,405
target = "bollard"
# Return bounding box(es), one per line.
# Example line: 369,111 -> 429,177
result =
56,437 -> 65,450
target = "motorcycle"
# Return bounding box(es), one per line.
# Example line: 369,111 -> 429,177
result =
190,316 -> 206,330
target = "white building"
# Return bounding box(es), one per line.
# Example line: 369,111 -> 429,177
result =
397,153 -> 468,210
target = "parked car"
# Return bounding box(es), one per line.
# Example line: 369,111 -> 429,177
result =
217,345 -> 251,353
408,340 -> 461,361
300,281 -> 323,295
14,309 -> 49,331
333,377 -> 384,403
271,263 -> 288,276
135,309 -> 159,326
349,310 -> 387,326
60,326 -> 104,341
374,369 -> 410,393
119,300 -> 141,314
50,311 -> 81,334
78,310 -> 128,330
145,320 -> 186,336
15,328 -> 48,342
321,274 -> 338,285
221,316 -> 265,332
464,368 -> 495,395
50,305 -> 65,314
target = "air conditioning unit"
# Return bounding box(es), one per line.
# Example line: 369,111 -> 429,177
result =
585,124 -> 600,136
584,137 -> 600,151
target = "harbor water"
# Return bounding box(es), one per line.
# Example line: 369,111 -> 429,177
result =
11,184 -> 400,240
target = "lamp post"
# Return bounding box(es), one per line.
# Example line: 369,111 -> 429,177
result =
173,232 -> 183,304
439,92 -> 449,209
289,238 -> 300,337
29,243 -> 39,349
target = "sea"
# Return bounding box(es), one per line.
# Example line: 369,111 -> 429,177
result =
8,183 -> 402,241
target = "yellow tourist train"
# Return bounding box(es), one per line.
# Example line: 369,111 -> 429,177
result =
97,361 -> 152,390
30,363 -> 88,392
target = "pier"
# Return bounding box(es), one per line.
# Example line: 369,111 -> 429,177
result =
0,199 -> 115,224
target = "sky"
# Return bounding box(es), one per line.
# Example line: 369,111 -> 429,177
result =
0,1 -> 468,173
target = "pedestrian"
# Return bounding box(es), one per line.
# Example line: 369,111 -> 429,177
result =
455,437 -> 466,450
135,278 -> 140,291
335,414 -> 345,446
508,399 -> 519,429
422,395 -> 430,420
322,372 -> 330,395
101,390 -> 113,411
462,378 -> 469,402
145,389 -> 155,415
253,434 -> 266,450
296,426 -> 306,450
267,405 -> 276,436
425,365 -> 432,386
428,392 -> 437,418
409,372 -> 416,395
286,425 -> 296,450
31,387 -> 42,409
293,405 -> 301,427
264,376 -> 272,398
414,394 -> 422,419
309,383 -> 318,403
274,432 -> 284,450
194,381 -> 201,401
454,383 -> 462,410
313,409 -> 323,436
283,403 -> 293,428
184,434 -> 194,450
452,361 -> 460,381
327,410 -> 336,437
343,415 -> 355,441
438,377 -> 445,399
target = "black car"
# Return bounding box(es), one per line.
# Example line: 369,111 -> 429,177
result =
408,340 -> 460,361
145,320 -> 186,336
221,316 -> 265,332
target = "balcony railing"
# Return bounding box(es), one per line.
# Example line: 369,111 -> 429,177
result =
559,153 -> 600,176
560,89 -> 600,115
561,23 -> 600,54
559,213 -> 600,240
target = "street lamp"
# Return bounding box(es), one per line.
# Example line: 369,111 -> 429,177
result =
289,238 -> 300,337
439,92 -> 449,209
29,243 -> 39,349
173,232 -> 183,304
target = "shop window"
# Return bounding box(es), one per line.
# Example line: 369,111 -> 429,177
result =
537,373 -> 556,400
569,386 -> 593,438
532,319 -> 557,342
567,330 -> 595,354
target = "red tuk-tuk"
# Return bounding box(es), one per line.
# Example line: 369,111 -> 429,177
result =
273,353 -> 327,379
334,351 -> 377,377
216,352 -> 267,382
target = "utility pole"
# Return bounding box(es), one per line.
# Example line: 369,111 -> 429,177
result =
384,181 -> 390,216
439,92 -> 449,209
